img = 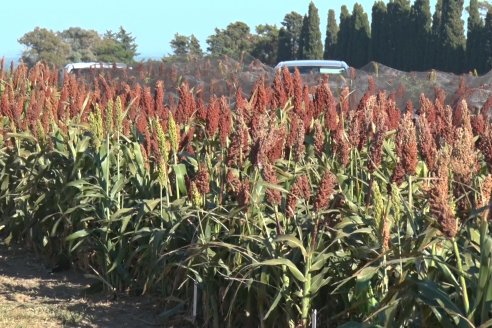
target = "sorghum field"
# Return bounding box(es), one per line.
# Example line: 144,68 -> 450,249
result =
1,58 -> 492,328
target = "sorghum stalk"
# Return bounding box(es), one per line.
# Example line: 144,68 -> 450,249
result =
452,237 -> 470,314
301,254 -> 312,327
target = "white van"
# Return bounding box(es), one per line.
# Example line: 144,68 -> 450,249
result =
274,60 -> 349,76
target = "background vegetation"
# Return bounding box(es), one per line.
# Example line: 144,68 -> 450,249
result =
15,0 -> 492,74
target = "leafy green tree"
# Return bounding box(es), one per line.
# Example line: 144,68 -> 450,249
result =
94,27 -> 138,64
18,27 -> 70,67
170,33 -> 191,56
277,12 -> 303,61
335,5 -> 352,61
323,9 -> 339,60
60,27 -> 101,62
410,0 -> 432,70
189,35 -> 203,57
206,21 -> 253,59
370,1 -> 388,64
251,24 -> 279,65
298,2 -> 323,59
439,0 -> 466,72
348,3 -> 370,68
115,26 -> 139,61
467,0 -> 485,73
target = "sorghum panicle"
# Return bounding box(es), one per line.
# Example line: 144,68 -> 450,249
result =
314,170 -> 336,212
262,164 -> 282,206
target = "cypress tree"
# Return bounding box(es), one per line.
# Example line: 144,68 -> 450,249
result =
298,14 -> 309,59
431,0 -> 443,68
299,2 -> 323,59
336,6 -> 352,61
324,9 -> 339,59
277,11 -> 303,61
349,3 -> 371,68
440,0 -> 466,73
467,0 -> 484,73
386,0 -> 412,70
411,0 -> 432,70
371,1 -> 388,65
484,9 -> 492,73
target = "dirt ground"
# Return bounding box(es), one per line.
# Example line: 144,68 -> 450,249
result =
0,243 -> 166,328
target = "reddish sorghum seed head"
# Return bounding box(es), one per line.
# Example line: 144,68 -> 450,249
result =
471,113 -> 486,137
227,123 -> 251,167
219,96 -> 232,146
385,97 -> 400,131
206,96 -> 220,137
154,80 -> 165,115
252,78 -> 268,114
314,170 -> 336,212
393,111 -> 418,180
368,121 -> 387,173
262,164 -> 282,206
272,71 -> 287,109
194,165 -> 210,194
238,179 -> 251,207
313,121 -> 325,155
267,126 -> 286,163
293,68 -> 303,114
479,125 -> 492,170
226,169 -> 241,193
286,175 -> 311,217
417,113 -> 437,171
428,147 -> 458,238
281,66 -> 294,98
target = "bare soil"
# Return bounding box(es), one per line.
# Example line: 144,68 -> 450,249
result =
0,243 -> 165,327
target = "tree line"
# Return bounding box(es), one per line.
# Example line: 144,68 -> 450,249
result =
18,26 -> 138,67
17,0 -> 492,74
173,0 -> 492,74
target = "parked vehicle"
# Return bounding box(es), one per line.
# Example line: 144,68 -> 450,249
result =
274,60 -> 349,76
63,62 -> 130,74
275,60 -> 351,90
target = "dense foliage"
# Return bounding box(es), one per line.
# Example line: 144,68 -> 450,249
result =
15,1 -> 492,74
2,59 -> 492,327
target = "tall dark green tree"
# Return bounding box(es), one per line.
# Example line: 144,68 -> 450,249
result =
467,0 -> 485,73
410,0 -> 432,70
431,0 -> 443,68
439,0 -> 466,72
484,9 -> 492,72
277,11 -> 303,61
386,0 -> 412,70
336,5 -> 352,61
323,9 -> 339,59
298,2 -> 323,59
370,1 -> 388,64
348,3 -> 371,68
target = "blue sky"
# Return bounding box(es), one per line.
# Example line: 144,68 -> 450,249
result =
1,0 -> 439,60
